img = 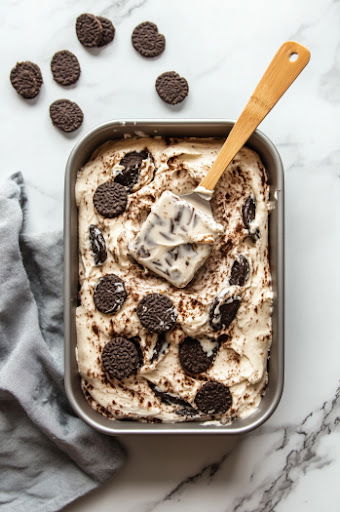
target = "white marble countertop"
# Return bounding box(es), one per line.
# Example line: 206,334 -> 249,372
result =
1,0 -> 339,510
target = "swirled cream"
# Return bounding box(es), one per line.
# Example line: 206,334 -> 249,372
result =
76,136 -> 273,424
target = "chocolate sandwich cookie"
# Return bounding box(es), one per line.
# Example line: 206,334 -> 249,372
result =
93,274 -> 127,314
10,61 -> 43,99
137,293 -> 177,333
89,225 -> 107,265
229,255 -> 250,286
114,150 -> 149,191
49,99 -> 83,132
179,337 -> 214,376
102,336 -> 141,380
51,50 -> 81,86
242,196 -> 260,241
155,71 -> 189,105
93,181 -> 128,218
242,196 -> 256,228
132,21 -> 165,58
15,62 -> 43,87
209,296 -> 241,331
195,381 -> 232,415
148,381 -> 197,417
76,13 -> 103,47
150,333 -> 169,363
97,16 -> 115,47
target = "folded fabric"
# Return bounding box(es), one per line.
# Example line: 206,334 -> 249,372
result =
0,173 -> 126,512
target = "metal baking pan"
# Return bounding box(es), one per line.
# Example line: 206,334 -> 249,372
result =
64,120 -> 284,434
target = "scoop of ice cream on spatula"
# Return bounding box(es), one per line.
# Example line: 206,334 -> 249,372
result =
129,41 -> 310,288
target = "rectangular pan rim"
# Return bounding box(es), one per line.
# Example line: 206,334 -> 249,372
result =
64,119 -> 284,435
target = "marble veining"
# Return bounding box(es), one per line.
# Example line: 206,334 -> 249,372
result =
132,384 -> 339,512
101,0 -> 149,21
0,0 -> 339,510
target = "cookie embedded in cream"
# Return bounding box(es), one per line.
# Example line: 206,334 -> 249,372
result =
129,190 -> 223,288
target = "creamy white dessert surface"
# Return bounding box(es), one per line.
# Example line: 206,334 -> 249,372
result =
76,137 -> 272,423
1,0 -> 339,510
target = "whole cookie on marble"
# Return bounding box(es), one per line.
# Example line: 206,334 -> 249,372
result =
102,336 -> 141,380
49,99 -> 83,132
93,274 -> 127,314
11,70 -> 38,99
131,21 -> 165,58
89,225 -> 107,265
209,296 -> 241,331
15,62 -> 43,87
137,293 -> 177,333
93,181 -> 128,218
97,16 -> 115,46
194,381 -> 232,415
76,13 -> 103,47
51,50 -> 81,86
229,255 -> 250,286
155,71 -> 189,105
114,150 -> 149,191
179,337 -> 214,376
10,61 -> 43,99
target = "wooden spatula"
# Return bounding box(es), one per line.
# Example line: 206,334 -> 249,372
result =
182,41 -> 311,215
129,41 -> 311,289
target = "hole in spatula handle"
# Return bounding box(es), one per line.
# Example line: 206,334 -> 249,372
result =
289,52 -> 298,62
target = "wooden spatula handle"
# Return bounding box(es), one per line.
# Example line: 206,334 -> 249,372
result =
199,41 -> 311,191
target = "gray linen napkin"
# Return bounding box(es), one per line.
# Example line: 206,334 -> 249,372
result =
0,173 -> 126,512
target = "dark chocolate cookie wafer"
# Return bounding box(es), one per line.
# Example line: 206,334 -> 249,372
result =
242,196 -> 256,229
195,381 -> 232,415
76,13 -> 103,47
12,61 -> 43,87
51,50 -> 81,86
179,337 -> 214,376
242,196 -> 260,242
229,255 -> 250,286
93,181 -> 128,218
148,381 -> 198,417
97,16 -> 115,47
137,293 -> 177,333
102,336 -> 141,380
11,70 -> 38,99
150,333 -> 169,363
132,21 -> 165,58
94,274 -> 127,314
22,62 -> 42,86
209,296 -> 241,331
49,99 -> 83,132
115,150 -> 149,191
10,61 -> 43,99
155,71 -> 189,105
89,225 -> 107,265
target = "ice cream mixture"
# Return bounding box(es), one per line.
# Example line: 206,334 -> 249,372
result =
75,136 -> 273,424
